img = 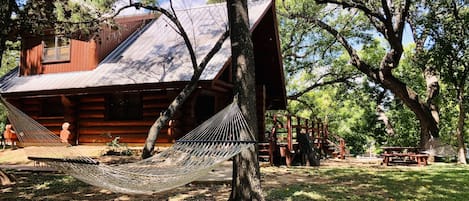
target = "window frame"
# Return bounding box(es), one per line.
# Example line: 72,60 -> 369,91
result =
40,98 -> 64,117
106,93 -> 143,121
42,36 -> 71,63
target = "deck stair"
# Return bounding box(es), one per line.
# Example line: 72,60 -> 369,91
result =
259,113 -> 347,167
258,142 -> 272,163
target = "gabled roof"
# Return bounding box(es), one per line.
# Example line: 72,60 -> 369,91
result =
1,1 -> 280,98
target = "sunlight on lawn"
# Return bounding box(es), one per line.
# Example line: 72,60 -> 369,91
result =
266,163 -> 469,201
291,191 -> 326,200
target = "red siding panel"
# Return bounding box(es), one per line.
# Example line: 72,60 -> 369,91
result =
20,14 -> 155,76
41,39 -> 97,74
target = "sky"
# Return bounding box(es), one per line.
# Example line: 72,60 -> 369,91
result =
111,0 -> 209,16
402,24 -> 414,45
157,0 -> 207,9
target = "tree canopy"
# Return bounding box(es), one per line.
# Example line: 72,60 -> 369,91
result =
1,0 -> 467,160
277,0 -> 468,157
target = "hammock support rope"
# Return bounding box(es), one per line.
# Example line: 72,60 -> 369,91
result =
2,99 -> 256,194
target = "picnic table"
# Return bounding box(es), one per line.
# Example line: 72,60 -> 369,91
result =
381,146 -> 429,166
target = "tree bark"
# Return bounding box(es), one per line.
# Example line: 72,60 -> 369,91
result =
376,90 -> 395,136
227,0 -> 264,200
0,168 -> 15,186
456,87 -> 467,164
141,30 -> 228,158
377,105 -> 395,136
142,83 -> 198,158
136,2 -> 230,158
380,75 -> 439,147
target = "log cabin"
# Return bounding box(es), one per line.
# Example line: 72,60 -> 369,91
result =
0,0 -> 286,146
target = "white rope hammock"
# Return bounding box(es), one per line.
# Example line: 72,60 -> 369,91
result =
2,99 -> 256,194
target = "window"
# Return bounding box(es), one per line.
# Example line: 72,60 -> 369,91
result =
107,93 -> 142,120
42,36 -> 70,63
195,95 -> 215,124
41,98 -> 64,117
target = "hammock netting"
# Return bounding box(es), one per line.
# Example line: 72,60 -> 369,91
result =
2,100 -> 255,194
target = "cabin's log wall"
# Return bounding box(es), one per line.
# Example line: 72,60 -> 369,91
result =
7,86 -> 242,145
76,92 -> 176,144
11,98 -> 64,138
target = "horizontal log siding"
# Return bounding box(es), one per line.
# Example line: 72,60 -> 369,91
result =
7,87 -> 226,145
13,98 -> 64,138
77,92 -> 181,144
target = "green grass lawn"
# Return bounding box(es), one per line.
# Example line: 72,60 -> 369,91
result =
2,162 -> 468,200
266,163 -> 469,201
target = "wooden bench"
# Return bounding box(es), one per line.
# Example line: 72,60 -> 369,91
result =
382,153 -> 429,166
409,154 -> 429,166
381,153 -> 411,165
381,153 -> 395,166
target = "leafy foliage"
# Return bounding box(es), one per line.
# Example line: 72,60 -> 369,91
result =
276,0 -> 468,155
0,41 -> 19,129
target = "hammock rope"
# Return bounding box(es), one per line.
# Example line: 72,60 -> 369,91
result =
2,99 -> 256,194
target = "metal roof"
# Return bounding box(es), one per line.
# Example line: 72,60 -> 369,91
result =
0,0 -> 272,95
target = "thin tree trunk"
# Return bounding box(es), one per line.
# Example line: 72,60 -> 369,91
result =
227,0 -> 264,200
137,2 -> 230,159
456,87 -> 467,164
377,105 -> 395,136
0,39 -> 5,68
142,83 -> 198,158
376,90 -> 395,136
141,30 -> 229,158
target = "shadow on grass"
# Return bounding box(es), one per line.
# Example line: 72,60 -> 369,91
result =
266,164 -> 469,201
1,170 -> 229,201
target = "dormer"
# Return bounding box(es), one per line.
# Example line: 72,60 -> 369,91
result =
19,14 -> 155,76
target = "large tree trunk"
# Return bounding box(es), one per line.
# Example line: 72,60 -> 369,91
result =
380,73 -> 439,148
456,87 -> 467,164
227,0 -> 264,200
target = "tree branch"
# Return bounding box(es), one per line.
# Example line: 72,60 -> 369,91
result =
315,0 -> 386,22
380,0 -> 395,35
396,0 -> 410,41
287,74 -> 358,100
131,3 -> 198,70
287,98 -> 315,113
